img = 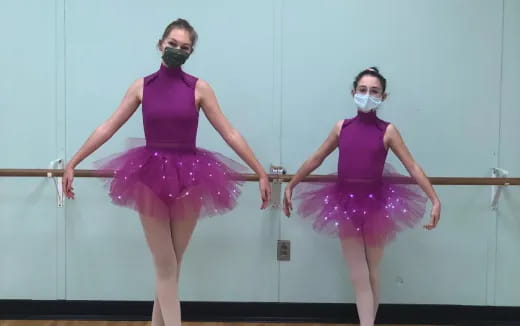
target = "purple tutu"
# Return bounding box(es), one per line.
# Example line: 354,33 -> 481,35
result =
94,139 -> 248,220
294,164 -> 427,246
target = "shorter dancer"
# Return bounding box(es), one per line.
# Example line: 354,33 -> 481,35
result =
284,67 -> 441,326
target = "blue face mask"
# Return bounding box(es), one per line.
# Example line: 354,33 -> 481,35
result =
354,93 -> 382,112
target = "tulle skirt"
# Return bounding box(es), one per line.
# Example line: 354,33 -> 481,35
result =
94,139 -> 248,220
294,164 -> 427,246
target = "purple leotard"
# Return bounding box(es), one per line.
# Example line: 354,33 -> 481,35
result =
95,64 -> 247,219
295,111 -> 427,246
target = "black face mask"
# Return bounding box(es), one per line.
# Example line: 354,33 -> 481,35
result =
162,47 -> 190,68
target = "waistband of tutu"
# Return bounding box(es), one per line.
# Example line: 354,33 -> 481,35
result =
145,141 -> 196,151
338,177 -> 383,185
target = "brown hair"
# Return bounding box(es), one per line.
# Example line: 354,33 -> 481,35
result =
353,67 -> 387,92
160,18 -> 198,48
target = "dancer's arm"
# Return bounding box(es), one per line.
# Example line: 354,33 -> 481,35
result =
283,120 -> 343,217
63,78 -> 143,199
197,79 -> 271,209
385,124 -> 441,229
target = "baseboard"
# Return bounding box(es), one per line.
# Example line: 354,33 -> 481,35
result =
1,300 -> 520,325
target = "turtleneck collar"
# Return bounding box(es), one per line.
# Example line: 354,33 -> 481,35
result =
159,63 -> 183,78
356,110 -> 378,122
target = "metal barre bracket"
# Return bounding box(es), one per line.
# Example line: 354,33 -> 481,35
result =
491,167 -> 509,210
270,165 -> 286,210
48,159 -> 64,208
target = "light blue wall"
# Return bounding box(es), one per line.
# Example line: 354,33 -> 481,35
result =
0,0 -> 60,299
0,0 -> 518,306
496,0 -> 520,306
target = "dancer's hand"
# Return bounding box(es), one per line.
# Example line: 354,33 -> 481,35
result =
259,175 -> 271,209
62,166 -> 75,199
424,201 -> 441,230
283,185 -> 293,217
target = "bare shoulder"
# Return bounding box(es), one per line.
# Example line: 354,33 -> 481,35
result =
126,78 -> 144,102
384,123 -> 407,149
129,77 -> 144,90
195,79 -> 214,109
385,123 -> 401,138
333,119 -> 344,136
195,78 -> 212,93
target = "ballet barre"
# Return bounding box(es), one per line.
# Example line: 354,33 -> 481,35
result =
0,169 -> 519,185
1,168 -> 516,209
